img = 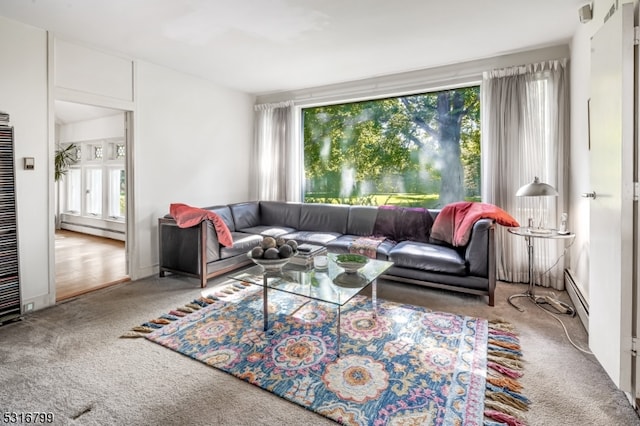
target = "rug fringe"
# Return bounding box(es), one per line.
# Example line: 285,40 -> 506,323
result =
487,354 -> 524,370
486,383 -> 530,407
485,389 -> 529,412
484,408 -> 527,426
488,318 -> 516,332
487,338 -> 521,351
485,400 -> 526,419
120,330 -> 147,338
488,349 -> 522,360
119,282 -> 250,338
486,375 -> 523,393
485,320 -> 529,426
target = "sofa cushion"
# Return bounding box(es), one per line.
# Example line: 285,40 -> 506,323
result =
346,206 -> 378,236
325,235 -> 366,254
376,239 -> 397,259
326,235 -> 396,260
238,225 -> 296,238
260,201 -> 301,229
299,203 -> 350,233
219,232 -> 262,259
229,202 -> 260,230
389,240 -> 466,275
281,231 -> 340,246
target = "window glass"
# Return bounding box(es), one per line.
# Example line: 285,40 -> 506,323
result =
302,86 -> 480,207
59,139 -> 125,222
108,168 -> 126,219
65,168 -> 81,213
85,168 -> 102,216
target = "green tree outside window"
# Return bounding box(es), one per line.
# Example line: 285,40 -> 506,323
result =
303,86 -> 481,208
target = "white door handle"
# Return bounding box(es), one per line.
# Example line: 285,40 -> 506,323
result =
582,191 -> 597,199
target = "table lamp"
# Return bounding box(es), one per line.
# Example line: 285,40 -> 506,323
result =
516,176 -> 558,231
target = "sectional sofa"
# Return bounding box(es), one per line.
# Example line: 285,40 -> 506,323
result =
158,201 -> 497,305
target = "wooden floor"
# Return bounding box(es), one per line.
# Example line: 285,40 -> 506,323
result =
55,230 -> 129,301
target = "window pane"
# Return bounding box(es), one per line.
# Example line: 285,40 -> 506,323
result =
108,168 -> 126,219
302,87 -> 481,207
66,168 -> 81,213
86,168 -> 102,216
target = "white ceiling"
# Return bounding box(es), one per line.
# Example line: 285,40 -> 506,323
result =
0,0 -> 583,95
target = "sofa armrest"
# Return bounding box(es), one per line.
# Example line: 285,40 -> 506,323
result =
464,219 -> 495,278
158,217 -> 222,276
465,218 -> 496,306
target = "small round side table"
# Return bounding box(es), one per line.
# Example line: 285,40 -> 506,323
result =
507,227 -> 575,312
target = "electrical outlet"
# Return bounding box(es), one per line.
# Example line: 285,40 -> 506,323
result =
24,302 -> 34,312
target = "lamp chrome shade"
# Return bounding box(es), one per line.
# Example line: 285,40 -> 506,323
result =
516,176 -> 558,197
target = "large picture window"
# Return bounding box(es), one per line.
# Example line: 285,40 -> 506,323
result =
302,86 -> 480,207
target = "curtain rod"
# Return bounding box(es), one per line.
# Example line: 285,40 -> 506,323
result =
254,100 -> 294,111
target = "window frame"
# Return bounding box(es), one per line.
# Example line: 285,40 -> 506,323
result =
60,137 -> 126,222
298,82 -> 483,206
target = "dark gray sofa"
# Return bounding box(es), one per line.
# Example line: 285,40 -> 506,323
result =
158,201 -> 496,305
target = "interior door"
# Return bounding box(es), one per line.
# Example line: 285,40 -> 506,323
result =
588,2 -> 635,392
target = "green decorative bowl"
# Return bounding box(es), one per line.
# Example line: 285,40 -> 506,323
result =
335,253 -> 369,273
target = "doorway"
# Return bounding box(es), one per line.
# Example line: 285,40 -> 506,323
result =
54,100 -> 129,300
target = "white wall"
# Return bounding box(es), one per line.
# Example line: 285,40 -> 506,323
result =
58,114 -> 125,143
0,17 -> 51,309
568,0 -> 637,301
257,46 -> 570,105
0,16 -> 255,311
133,61 -> 254,279
55,38 -> 134,104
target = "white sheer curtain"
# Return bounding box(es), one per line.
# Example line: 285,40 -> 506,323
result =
482,59 -> 569,289
251,101 -> 302,201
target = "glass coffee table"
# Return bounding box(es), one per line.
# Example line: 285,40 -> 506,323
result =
230,253 -> 393,356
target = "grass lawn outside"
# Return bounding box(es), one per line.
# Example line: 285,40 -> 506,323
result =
303,193 -> 480,208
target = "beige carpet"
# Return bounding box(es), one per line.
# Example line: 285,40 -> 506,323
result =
0,273 -> 638,426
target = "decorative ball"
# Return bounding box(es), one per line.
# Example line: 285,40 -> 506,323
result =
278,244 -> 293,258
286,240 -> 298,251
263,247 -> 280,259
276,237 -> 286,247
250,246 -> 264,259
261,236 -> 277,249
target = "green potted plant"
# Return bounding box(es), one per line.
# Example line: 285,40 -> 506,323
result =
54,143 -> 77,230
54,143 -> 77,182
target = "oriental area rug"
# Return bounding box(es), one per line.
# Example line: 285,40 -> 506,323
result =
124,282 -> 529,425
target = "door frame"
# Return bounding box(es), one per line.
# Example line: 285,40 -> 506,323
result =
47,33 -> 136,303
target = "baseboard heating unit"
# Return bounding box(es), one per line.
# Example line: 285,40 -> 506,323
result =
564,269 -> 589,331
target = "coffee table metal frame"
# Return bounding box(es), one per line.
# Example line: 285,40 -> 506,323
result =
231,253 -> 393,357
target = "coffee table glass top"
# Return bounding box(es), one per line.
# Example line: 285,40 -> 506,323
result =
231,253 -> 393,306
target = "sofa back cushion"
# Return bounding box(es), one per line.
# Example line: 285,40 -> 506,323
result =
397,207 -> 434,242
299,203 -> 350,233
203,205 -> 235,232
346,206 -> 378,236
229,202 -> 260,230
259,201 -> 301,229
373,206 -> 398,240
373,206 -> 433,243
